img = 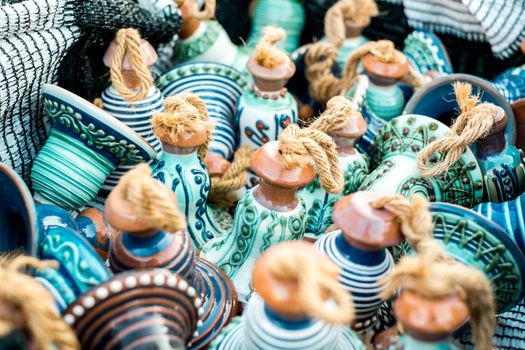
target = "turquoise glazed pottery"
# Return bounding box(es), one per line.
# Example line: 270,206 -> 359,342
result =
63,269 -> 200,350
359,114 -> 484,208
210,241 -> 366,350
0,162 -> 37,255
403,30 -> 453,76
475,193 -> 525,256
31,84 -> 157,211
315,192 -> 401,332
158,63 -> 250,160
300,109 -> 369,239
248,0 -> 306,53
234,45 -> 298,150
404,74 -> 517,145
201,141 -> 314,302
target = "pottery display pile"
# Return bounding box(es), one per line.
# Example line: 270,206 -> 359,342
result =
2,0 -> 525,349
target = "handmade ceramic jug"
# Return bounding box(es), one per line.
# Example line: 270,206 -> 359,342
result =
235,27 -> 298,150
99,28 -> 164,195
30,84 -> 156,211
323,0 -> 378,70
201,124 -> 343,302
158,62 -> 250,160
173,0 -> 250,74
315,192 -> 402,331
402,30 -> 453,77
210,241 -> 366,350
299,97 -> 369,239
75,208 -> 115,260
150,93 -> 231,248
0,256 -> 80,350
105,164 -> 237,349
248,0 -> 305,53
64,269 -> 199,350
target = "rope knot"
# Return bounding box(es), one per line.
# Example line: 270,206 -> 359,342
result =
325,0 -> 379,47
305,42 -> 342,104
309,96 -> 356,133
255,26 -> 288,69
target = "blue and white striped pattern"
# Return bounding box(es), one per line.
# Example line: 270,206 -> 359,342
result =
315,232 -> 394,324
158,63 -> 250,159
474,193 -> 525,256
493,65 -> 525,103
212,293 -> 365,350
100,86 -> 163,192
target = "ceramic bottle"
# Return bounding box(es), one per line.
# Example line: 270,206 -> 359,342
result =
358,114 -> 484,208
315,192 -> 402,332
210,241 -> 366,350
200,140 -> 314,302
31,84 -> 156,211
248,0 -> 305,53
173,0 -> 249,74
105,165 -> 238,349
235,30 -> 298,150
300,107 -> 369,239
99,29 -> 164,196
472,107 -> 525,202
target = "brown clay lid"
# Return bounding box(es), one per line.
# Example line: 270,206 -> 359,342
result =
105,180 -> 174,235
362,52 -> 409,80
205,155 -> 231,177
247,56 -> 296,91
252,241 -> 336,318
103,39 -> 158,70
485,106 -> 507,135
394,290 -> 469,341
332,191 -> 404,250
329,110 -> 367,139
178,0 -> 202,40
154,127 -> 208,148
250,141 -> 316,189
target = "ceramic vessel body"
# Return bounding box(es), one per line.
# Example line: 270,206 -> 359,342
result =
337,36 -> 369,70
158,63 -> 250,160
365,81 -> 405,122
152,150 -> 231,249
300,154 -> 369,239
210,293 -> 366,350
315,231 -> 395,328
248,0 -> 306,53
173,20 -> 250,75
100,85 -> 163,195
201,190 -> 306,302
235,88 -> 298,149
388,336 -> 459,350
403,30 -> 453,76
359,114 -> 484,208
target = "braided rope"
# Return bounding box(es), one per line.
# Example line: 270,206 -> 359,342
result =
255,26 -> 288,69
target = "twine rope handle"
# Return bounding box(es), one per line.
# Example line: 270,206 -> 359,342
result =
279,124 -> 344,194
266,248 -> 355,324
255,26 -> 287,69
308,96 -> 355,133
0,256 -> 80,350
305,42 -> 344,104
325,0 -> 379,48
417,82 -> 501,177
381,251 -> 495,350
210,146 -> 254,195
110,28 -> 154,102
152,92 -> 213,160
119,164 -> 186,233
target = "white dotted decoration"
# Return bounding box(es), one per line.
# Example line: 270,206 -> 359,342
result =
198,307 -> 205,317
73,305 -> 84,317
83,296 -> 95,308
95,287 -> 109,299
187,287 -> 196,297
64,314 -> 75,325
178,280 -> 188,291
125,276 -> 137,288
167,276 -> 178,287
154,274 -> 166,286
194,298 -> 202,308
197,320 -> 203,327
139,274 -> 152,285
110,281 -> 123,293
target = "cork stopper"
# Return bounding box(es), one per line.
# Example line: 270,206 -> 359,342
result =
252,241 -> 338,318
250,141 -> 316,189
394,290 -> 469,342
362,51 -> 409,81
247,57 -> 296,91
332,191 -> 404,250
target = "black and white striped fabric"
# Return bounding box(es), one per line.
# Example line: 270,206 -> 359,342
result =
403,0 -> 525,59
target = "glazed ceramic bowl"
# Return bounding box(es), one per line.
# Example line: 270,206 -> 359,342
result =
404,74 -> 516,145
0,163 -> 37,255
31,84 -> 157,211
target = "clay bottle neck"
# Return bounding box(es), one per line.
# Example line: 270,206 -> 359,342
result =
253,179 -> 298,212
402,334 -> 454,350
162,143 -> 198,155
366,72 -> 399,87
331,135 -> 357,156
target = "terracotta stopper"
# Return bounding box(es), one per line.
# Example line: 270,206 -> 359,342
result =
329,110 -> 367,154
77,208 -> 116,260
394,290 -> 469,342
103,39 -> 158,89
178,0 -> 202,39
252,241 -> 337,318
362,51 -> 409,81
155,128 -> 208,149
475,106 -> 507,157
205,154 -> 232,177
247,57 -> 296,92
332,191 -> 404,250
250,141 -> 315,189
511,98 -> 525,152
344,17 -> 371,38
